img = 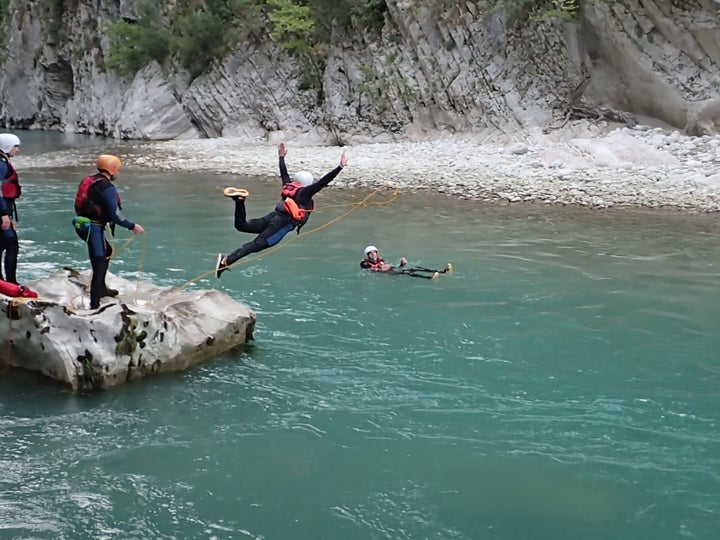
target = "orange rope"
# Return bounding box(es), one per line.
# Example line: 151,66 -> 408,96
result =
151,186 -> 401,301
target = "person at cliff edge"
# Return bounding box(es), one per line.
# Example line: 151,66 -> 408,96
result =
360,245 -> 452,280
73,155 -> 145,309
215,142 -> 348,279
0,133 -> 23,285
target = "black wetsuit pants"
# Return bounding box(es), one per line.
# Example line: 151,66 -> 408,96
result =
76,224 -> 113,309
0,226 -> 19,284
226,200 -> 295,266
391,266 -> 444,279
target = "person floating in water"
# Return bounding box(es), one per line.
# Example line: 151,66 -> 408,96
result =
360,245 -> 452,280
215,142 -> 348,279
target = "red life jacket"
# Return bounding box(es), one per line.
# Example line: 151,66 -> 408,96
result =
280,181 -> 302,199
74,174 -> 121,221
1,156 -> 21,200
361,257 -> 387,270
279,181 -> 310,223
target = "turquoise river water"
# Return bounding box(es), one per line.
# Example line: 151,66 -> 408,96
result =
0,131 -> 719,539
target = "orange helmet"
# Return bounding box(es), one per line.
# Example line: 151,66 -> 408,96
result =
96,154 -> 122,176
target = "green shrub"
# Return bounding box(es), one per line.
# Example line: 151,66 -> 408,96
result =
107,0 -> 583,82
106,5 -> 171,75
175,11 -> 231,77
0,0 -> 9,27
106,0 -> 268,78
175,0 -> 263,77
268,0 -> 315,55
349,0 -> 388,33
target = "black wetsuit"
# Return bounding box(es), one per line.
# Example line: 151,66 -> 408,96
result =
0,155 -> 20,284
224,156 -> 343,266
75,175 -> 135,309
360,257 -> 444,279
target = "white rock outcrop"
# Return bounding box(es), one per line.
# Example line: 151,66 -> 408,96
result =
0,269 -> 255,391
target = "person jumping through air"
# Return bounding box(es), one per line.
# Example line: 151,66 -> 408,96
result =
360,245 -> 452,280
73,155 -> 145,309
215,143 -> 348,279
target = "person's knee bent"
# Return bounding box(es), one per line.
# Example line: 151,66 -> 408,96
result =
227,238 -> 270,265
239,238 -> 270,254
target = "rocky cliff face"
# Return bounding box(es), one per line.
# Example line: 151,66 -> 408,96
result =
0,0 -> 717,142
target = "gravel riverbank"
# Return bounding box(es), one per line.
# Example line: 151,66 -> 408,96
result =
130,121 -> 720,213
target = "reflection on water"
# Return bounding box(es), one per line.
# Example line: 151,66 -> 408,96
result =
1,136 -> 719,540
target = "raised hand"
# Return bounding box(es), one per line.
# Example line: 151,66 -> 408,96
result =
278,142 -> 287,157
340,151 -> 348,168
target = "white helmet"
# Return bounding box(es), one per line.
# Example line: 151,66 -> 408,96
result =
364,245 -> 378,256
0,133 -> 20,154
294,171 -> 314,187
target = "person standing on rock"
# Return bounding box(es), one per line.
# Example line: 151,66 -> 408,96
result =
0,133 -> 23,285
360,245 -> 452,280
73,155 -> 145,309
215,142 -> 348,279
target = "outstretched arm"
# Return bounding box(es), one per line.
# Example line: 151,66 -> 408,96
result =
278,142 -> 291,184
101,186 -> 137,231
299,151 -> 348,199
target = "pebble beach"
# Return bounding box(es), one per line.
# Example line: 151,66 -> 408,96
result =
16,120 -> 720,213
130,120 -> 720,213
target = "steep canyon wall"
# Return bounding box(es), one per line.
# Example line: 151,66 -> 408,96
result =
0,0 -> 717,142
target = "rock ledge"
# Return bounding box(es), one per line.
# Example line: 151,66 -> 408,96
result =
0,269 -> 255,391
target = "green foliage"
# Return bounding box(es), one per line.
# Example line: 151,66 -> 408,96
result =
105,0 -> 393,79
175,10 -> 232,77
349,0 -> 388,33
542,0 -> 580,20
106,0 -> 261,78
0,0 -> 9,27
106,4 -> 171,75
175,0 -> 263,77
103,0 -> 384,80
268,0 -> 315,56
